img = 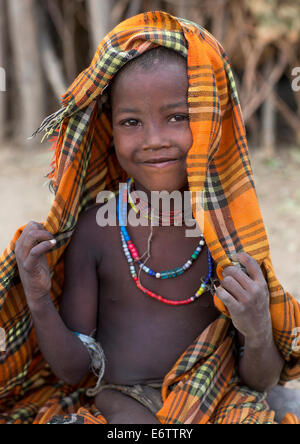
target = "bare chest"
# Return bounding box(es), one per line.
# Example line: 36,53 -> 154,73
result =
94,224 -> 220,383
97,224 -> 219,336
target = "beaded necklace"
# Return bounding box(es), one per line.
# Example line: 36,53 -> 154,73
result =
128,178 -> 185,225
117,180 -> 214,306
127,179 -> 205,279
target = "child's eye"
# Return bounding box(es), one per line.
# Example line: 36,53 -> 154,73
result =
169,114 -> 189,123
121,119 -> 141,127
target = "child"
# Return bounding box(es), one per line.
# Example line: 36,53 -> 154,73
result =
1,11 -> 300,424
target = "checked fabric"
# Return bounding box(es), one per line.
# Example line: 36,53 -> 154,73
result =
0,11 -> 300,424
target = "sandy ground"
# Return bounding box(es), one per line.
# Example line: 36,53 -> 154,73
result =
0,142 -> 299,389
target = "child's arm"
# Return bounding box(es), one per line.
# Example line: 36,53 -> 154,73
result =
216,252 -> 285,392
15,217 -> 99,385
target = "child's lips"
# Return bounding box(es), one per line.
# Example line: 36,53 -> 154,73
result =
141,158 -> 181,169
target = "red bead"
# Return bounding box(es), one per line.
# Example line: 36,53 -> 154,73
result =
133,276 -> 198,306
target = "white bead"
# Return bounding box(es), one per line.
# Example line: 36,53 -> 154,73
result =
156,273 -> 161,278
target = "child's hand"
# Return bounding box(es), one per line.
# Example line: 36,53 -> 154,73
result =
15,221 -> 56,309
216,252 -> 272,345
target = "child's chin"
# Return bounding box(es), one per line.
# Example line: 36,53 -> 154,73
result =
142,178 -> 188,193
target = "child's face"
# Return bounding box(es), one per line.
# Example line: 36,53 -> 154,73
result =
111,59 -> 193,192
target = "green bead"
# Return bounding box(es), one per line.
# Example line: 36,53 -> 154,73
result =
160,271 -> 170,279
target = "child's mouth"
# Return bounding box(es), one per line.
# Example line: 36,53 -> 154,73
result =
141,158 -> 180,169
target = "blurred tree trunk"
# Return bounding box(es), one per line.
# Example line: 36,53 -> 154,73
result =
272,91 -> 300,146
38,4 -> 67,100
262,91 -> 276,156
7,0 -> 45,143
87,0 -> 111,53
0,0 -> 6,142
62,0 -> 77,83
261,60 -> 276,156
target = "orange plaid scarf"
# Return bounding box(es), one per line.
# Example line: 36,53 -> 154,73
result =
0,11 -> 299,424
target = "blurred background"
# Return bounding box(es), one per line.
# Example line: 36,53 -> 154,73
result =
0,0 -> 299,299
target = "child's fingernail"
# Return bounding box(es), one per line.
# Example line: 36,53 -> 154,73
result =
50,239 -> 57,245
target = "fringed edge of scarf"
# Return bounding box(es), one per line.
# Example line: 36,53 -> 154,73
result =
29,103 -> 73,143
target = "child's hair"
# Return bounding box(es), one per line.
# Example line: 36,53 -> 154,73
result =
120,46 -> 187,75
107,46 -> 187,108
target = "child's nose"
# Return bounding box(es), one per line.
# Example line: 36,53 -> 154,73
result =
142,123 -> 171,150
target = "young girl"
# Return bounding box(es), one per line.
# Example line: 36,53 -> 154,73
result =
1,11 -> 300,424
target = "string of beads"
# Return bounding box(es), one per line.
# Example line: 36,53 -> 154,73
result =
117,180 -> 214,306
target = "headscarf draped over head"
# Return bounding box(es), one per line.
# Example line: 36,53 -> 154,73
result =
0,11 -> 300,418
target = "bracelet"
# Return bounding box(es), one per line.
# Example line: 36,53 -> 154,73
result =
73,331 -> 106,397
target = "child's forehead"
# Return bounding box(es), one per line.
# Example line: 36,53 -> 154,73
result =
112,58 -> 188,93
111,48 -> 187,86
108,48 -> 188,108
111,63 -> 189,109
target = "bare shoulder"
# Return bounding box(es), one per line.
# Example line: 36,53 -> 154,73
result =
75,204 -> 103,235
76,201 -> 117,233
69,203 -> 113,262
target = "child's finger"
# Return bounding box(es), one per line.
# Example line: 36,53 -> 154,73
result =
23,239 -> 56,270
18,221 -> 45,242
233,252 -> 264,282
223,265 -> 253,292
19,230 -> 55,259
216,286 -> 240,314
221,275 -> 249,303
22,221 -> 44,232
